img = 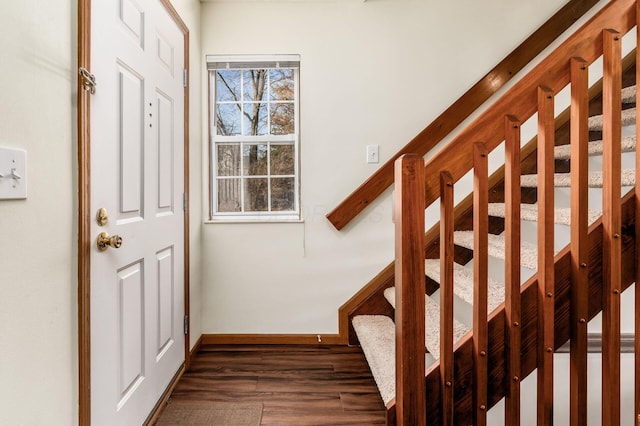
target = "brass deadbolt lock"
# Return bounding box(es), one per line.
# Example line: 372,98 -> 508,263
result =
96,208 -> 109,226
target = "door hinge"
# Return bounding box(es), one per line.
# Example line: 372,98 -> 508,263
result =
183,192 -> 188,211
184,315 -> 189,335
79,67 -> 97,94
183,68 -> 188,88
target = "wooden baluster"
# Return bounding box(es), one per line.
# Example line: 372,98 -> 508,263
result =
504,116 -> 521,426
602,28 -> 622,426
569,57 -> 589,426
473,142 -> 489,426
394,154 -> 426,426
636,3 -> 640,422
537,86 -> 555,426
440,171 -> 455,426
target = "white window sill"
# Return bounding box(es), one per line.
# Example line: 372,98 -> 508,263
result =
205,217 -> 304,224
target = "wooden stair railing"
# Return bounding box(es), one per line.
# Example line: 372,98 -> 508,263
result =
327,0 -> 601,231
360,47 -> 637,426
391,0 -> 638,424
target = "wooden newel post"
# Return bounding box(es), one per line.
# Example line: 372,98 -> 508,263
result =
394,154 -> 427,426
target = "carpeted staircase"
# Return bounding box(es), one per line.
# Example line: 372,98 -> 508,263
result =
352,84 -> 637,408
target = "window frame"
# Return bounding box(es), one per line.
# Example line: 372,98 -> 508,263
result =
207,56 -> 301,222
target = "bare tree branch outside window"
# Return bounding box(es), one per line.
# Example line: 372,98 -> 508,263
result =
213,67 -> 297,215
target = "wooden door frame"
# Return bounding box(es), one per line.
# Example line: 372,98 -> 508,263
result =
77,1 -> 191,424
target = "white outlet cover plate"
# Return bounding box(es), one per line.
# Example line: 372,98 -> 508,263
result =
0,147 -> 27,200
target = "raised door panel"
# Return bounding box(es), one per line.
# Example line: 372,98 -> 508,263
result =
117,261 -> 145,410
117,63 -> 145,220
156,247 -> 174,361
155,90 -> 174,214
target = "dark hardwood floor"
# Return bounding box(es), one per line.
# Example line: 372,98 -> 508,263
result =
168,344 -> 387,425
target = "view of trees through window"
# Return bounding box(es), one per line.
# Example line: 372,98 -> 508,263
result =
213,67 -> 297,215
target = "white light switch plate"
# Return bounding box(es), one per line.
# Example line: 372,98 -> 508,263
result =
0,147 -> 27,200
367,144 -> 379,164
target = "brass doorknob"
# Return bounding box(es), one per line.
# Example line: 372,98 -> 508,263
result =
97,232 -> 123,251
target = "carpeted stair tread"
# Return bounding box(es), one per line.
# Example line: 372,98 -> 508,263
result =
487,203 -> 601,226
383,288 -> 469,360
352,315 -> 434,405
352,315 -> 398,405
621,85 -> 636,103
554,135 -> 636,160
520,169 -> 636,188
453,230 -> 539,270
588,107 -> 635,131
424,259 -> 504,312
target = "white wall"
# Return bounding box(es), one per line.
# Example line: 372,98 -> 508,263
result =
199,0 -> 570,334
0,0 -> 201,424
0,1 -> 77,424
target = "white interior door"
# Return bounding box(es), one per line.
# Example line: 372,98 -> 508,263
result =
90,0 -> 185,424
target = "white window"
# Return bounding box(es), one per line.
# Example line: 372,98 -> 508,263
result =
207,55 -> 300,221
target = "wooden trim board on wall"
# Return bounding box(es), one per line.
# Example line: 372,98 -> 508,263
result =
76,1 -> 191,424
201,333 -> 637,351
202,333 -> 343,345
190,334 -> 203,355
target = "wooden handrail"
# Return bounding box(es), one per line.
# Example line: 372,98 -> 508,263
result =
327,0 -> 601,230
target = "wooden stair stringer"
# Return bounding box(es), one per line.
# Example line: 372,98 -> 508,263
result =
385,191 -> 637,426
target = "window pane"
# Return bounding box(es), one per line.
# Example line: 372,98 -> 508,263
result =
217,179 -> 241,212
216,103 -> 241,136
243,70 -> 267,102
270,103 -> 295,135
244,178 -> 268,211
270,144 -> 294,175
242,103 -> 268,135
210,62 -> 298,219
243,144 -> 268,176
216,70 -> 241,102
269,69 -> 294,101
217,144 -> 240,176
271,177 -> 295,211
